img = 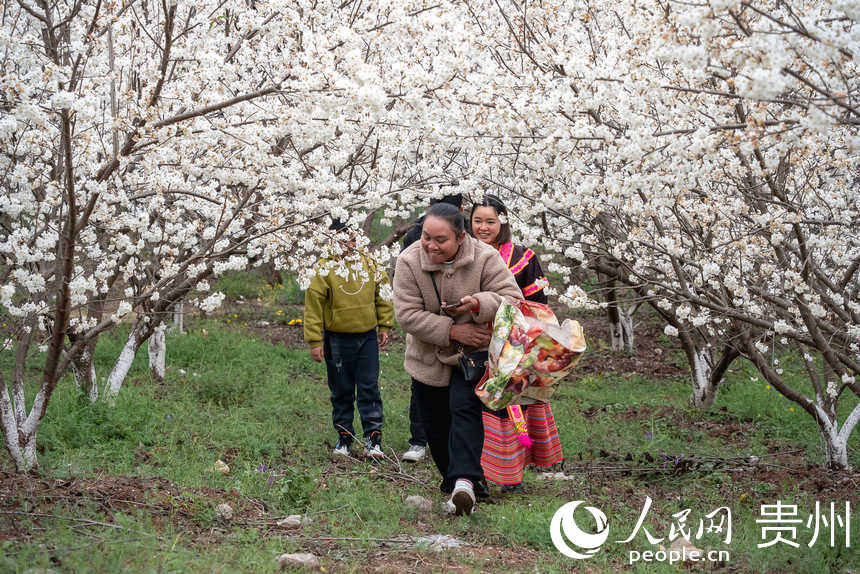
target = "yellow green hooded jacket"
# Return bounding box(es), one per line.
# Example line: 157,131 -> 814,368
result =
303,256 -> 395,349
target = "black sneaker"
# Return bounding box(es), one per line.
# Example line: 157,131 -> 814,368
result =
501,482 -> 526,494
475,477 -> 492,500
333,436 -> 352,457
364,431 -> 384,459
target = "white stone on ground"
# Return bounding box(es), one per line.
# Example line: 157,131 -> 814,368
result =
276,553 -> 320,569
404,495 -> 433,511
215,503 -> 233,521
412,534 -> 469,552
276,515 -> 303,529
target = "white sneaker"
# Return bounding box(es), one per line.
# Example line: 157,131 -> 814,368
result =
449,479 -> 476,516
364,432 -> 384,459
332,436 -> 351,457
401,444 -> 426,462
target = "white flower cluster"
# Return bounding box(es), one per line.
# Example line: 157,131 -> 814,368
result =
199,292 -> 226,314
559,285 -> 599,310
111,301 -> 133,323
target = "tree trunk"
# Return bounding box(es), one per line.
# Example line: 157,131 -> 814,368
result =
9,432 -> 39,472
603,275 -> 636,353
148,325 -> 166,381
20,428 -> 37,471
816,402 -> 859,470
609,306 -> 634,353
0,391 -> 29,471
104,323 -> 143,404
172,302 -> 184,333
261,262 -> 283,286
678,334 -> 740,410
689,346 -> 717,409
744,338 -> 858,469
1,379 -> 40,471
678,334 -> 718,409
104,281 -> 203,403
71,345 -> 99,403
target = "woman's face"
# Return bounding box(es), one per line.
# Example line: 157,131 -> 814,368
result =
471,206 -> 502,246
421,216 -> 464,263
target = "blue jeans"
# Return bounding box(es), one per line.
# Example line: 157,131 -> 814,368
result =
324,329 -> 383,440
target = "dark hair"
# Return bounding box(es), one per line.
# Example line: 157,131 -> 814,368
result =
469,194 -> 512,245
430,193 -> 463,209
425,202 -> 466,235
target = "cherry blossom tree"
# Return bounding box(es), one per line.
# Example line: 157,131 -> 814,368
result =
427,0 -> 858,466
0,0 -> 479,470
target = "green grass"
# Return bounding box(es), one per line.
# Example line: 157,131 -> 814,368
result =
1,318 -> 858,573
214,267 -> 305,306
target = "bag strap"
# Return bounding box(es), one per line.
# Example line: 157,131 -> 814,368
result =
428,272 -> 442,307
430,271 -> 465,353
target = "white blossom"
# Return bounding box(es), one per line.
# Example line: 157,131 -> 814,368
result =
199,292 -> 226,314
112,301 -> 132,322
773,320 -> 793,334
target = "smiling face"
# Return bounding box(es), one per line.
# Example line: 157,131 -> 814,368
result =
421,215 -> 465,263
471,206 -> 502,246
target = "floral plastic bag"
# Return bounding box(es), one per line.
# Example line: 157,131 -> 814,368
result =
475,300 -> 586,410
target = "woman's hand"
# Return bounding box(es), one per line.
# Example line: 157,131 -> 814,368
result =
442,295 -> 479,317
450,322 -> 492,347
310,346 -> 324,362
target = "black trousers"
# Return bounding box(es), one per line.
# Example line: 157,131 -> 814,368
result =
412,368 -> 485,493
408,379 -> 428,447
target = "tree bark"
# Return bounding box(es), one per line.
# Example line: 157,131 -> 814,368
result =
603,275 -> 636,353
71,345 -> 98,403
1,372 -> 42,471
816,402 -> 859,470
689,347 -> 717,409
0,376 -> 29,470
148,325 -> 166,381
608,305 -> 635,353
172,302 -> 184,333
676,329 -> 741,410
104,323 -> 144,404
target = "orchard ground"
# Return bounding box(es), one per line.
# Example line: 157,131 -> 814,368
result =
1,271 -> 858,573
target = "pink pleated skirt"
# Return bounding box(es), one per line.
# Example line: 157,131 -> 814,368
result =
481,402 -> 564,485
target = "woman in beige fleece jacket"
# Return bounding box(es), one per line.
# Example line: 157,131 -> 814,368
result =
393,202 -> 522,515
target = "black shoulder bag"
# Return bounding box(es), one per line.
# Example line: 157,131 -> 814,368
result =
429,272 -> 489,384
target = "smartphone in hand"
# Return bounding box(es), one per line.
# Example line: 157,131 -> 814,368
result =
442,303 -> 460,314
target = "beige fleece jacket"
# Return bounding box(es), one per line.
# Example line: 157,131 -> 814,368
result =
393,235 -> 523,387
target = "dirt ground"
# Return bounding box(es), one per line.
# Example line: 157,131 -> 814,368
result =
0,470 -> 547,572
0,471 -> 268,543
2,457 -> 856,569
564,311 -> 686,380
